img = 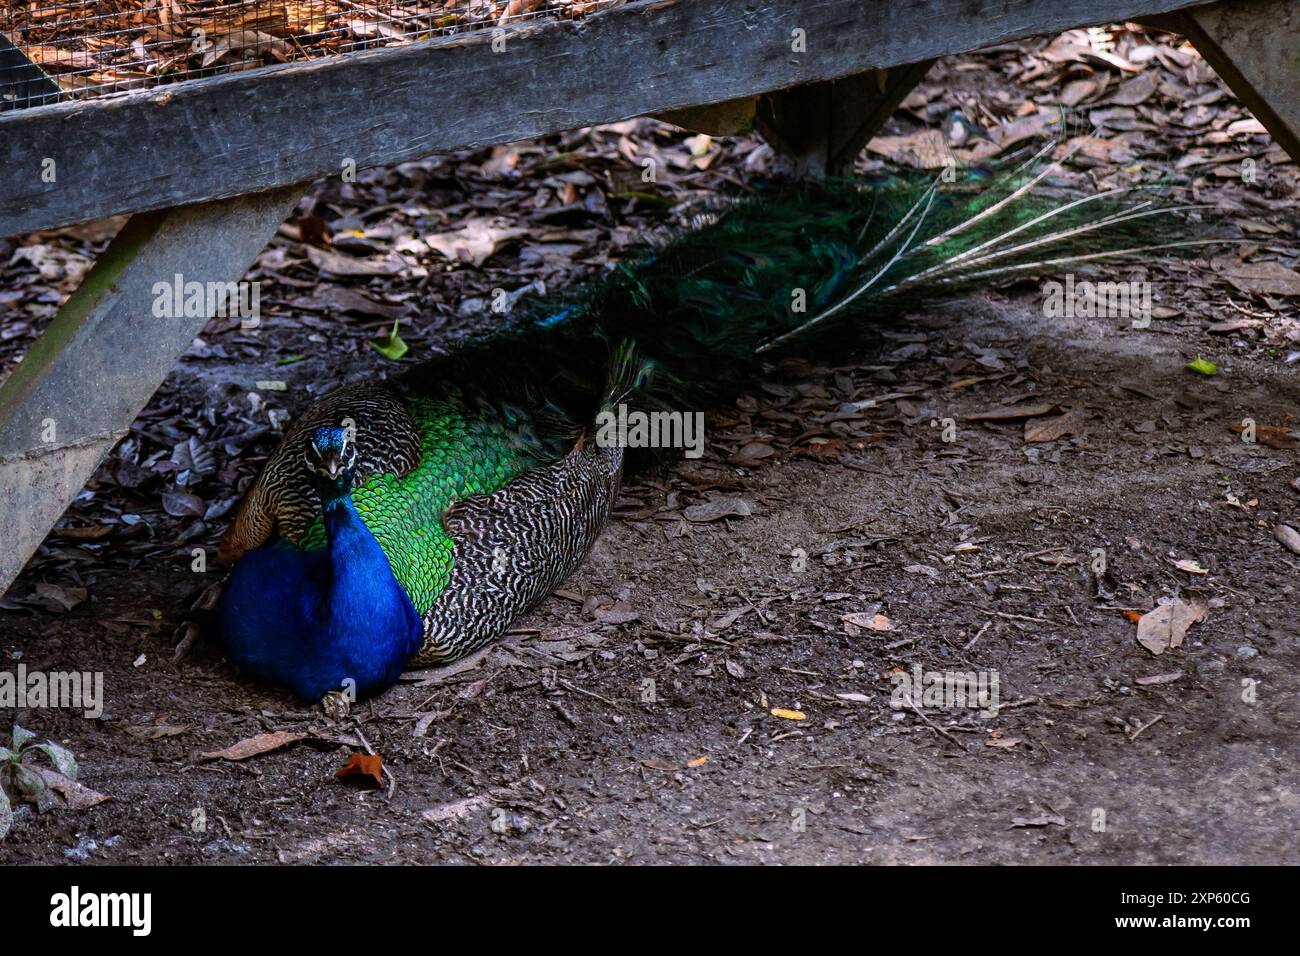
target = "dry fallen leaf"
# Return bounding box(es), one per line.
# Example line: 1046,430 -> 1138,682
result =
33,583 -> 87,612
1174,559 -> 1209,575
306,245 -> 405,277
683,497 -> 755,522
1136,671 -> 1183,686
161,490 -> 205,518
305,284 -> 404,320
989,111 -> 1058,150
1207,318 -> 1262,334
1225,117 -> 1268,136
335,753 -> 385,787
29,766 -> 109,810
965,403 -> 1058,421
1108,72 -> 1158,106
841,611 -> 892,631
639,758 -> 677,772
770,708 -> 806,721
125,724 -> 189,740
728,441 -> 775,465
1219,261 -> 1300,297
1025,404 -> 1085,443
1058,79 -> 1099,106
1135,598 -> 1207,655
1230,422 -> 1298,449
200,731 -> 307,762
865,128 -> 950,168
421,795 -> 489,824
687,756 -> 708,767
426,218 -> 527,268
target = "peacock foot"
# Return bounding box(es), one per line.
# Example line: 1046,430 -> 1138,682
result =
173,577 -> 227,662
320,690 -> 352,722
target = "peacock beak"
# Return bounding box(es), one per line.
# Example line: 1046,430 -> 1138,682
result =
318,449 -> 346,480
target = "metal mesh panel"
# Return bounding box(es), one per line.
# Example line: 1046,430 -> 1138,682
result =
0,1 -> 622,110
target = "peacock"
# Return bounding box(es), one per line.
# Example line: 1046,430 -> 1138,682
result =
217,142 -> 1220,701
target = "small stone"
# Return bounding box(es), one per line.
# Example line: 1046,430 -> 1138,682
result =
1274,524 -> 1300,555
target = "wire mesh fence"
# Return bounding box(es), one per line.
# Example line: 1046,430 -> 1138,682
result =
0,1 -> 623,110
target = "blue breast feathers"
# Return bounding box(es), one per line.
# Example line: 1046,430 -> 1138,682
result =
218,495 -> 422,701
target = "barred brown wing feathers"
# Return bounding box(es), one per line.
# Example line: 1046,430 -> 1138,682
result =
218,382 -> 423,562
410,441 -> 624,667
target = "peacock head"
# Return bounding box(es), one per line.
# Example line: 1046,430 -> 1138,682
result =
306,425 -> 357,497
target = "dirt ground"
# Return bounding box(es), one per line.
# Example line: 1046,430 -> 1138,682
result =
2,28 -> 1298,864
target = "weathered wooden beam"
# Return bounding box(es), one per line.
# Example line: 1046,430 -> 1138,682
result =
0,0 -> 1212,238
0,186 -> 303,596
756,61 -> 936,178
1154,0 -> 1300,164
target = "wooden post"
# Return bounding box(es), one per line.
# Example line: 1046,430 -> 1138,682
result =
755,62 -> 935,178
1155,0 -> 1300,164
0,34 -> 62,112
655,98 -> 758,137
0,186 -> 303,596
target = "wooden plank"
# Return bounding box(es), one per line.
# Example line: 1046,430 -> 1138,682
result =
756,62 -> 936,177
0,186 -> 303,597
1161,0 -> 1300,164
0,0 -> 1212,238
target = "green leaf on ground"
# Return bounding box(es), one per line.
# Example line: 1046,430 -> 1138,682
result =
13,763 -> 56,814
29,742 -> 78,780
369,318 -> 409,361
